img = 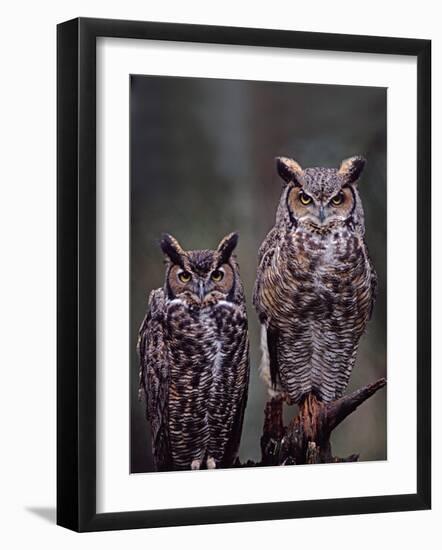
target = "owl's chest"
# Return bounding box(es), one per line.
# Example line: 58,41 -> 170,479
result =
165,300 -> 238,366
165,300 -> 216,351
264,228 -> 367,317
290,227 -> 361,274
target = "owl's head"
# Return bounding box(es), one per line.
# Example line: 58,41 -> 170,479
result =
275,155 -> 367,231
160,232 -> 242,307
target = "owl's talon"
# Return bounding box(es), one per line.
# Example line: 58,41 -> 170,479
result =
191,459 -> 202,470
206,457 -> 216,469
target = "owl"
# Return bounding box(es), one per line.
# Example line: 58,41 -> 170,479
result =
253,156 -> 377,405
138,232 -> 249,471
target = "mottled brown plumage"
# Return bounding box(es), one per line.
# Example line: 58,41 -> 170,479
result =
253,156 -> 377,404
138,233 -> 249,471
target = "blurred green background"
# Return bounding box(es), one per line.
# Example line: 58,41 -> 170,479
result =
130,75 -> 387,473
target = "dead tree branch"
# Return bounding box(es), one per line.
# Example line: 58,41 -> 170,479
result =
260,378 -> 386,465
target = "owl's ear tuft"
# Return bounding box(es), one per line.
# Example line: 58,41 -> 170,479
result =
338,155 -> 366,184
160,234 -> 186,267
276,157 -> 304,186
217,232 -> 239,263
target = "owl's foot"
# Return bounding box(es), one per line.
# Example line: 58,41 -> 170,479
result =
206,456 -> 216,469
190,459 -> 202,470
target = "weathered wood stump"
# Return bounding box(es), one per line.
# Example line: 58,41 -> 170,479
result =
260,378 -> 386,465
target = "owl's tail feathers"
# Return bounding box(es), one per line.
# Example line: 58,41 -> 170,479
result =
259,324 -> 286,400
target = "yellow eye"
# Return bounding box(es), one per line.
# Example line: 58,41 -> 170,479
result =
331,192 -> 344,206
178,271 -> 191,283
211,270 -> 224,282
299,191 -> 312,205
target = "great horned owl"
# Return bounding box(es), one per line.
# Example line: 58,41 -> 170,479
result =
253,156 -> 377,405
138,232 -> 249,471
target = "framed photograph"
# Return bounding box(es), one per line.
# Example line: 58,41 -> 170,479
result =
57,17 -> 431,532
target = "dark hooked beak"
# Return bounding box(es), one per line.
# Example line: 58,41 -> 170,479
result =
198,280 -> 205,301
318,206 -> 325,224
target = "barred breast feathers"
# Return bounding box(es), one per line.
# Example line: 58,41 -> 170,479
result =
254,220 -> 376,404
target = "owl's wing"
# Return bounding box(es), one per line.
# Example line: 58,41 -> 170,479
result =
252,226 -> 279,313
368,254 -> 378,320
138,288 -> 171,471
221,322 -> 250,468
253,228 -> 282,390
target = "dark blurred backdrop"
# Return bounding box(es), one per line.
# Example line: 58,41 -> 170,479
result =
130,75 -> 387,473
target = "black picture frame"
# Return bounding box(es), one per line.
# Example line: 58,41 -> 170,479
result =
57,17 -> 431,532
